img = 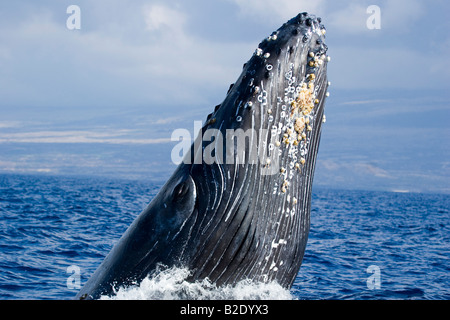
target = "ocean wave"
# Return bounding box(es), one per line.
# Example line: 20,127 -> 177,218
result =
99,266 -> 293,300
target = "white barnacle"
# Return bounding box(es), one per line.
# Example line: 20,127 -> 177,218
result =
289,161 -> 295,170
264,52 -> 271,59
271,239 -> 287,249
289,171 -> 294,180
255,48 -> 263,56
271,125 -> 278,135
300,148 -> 306,156
285,70 -> 293,80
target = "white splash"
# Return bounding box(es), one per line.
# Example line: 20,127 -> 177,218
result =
99,266 -> 293,300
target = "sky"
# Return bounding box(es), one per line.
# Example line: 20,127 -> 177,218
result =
0,0 -> 449,194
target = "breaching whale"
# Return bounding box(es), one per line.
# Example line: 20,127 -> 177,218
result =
76,12 -> 329,300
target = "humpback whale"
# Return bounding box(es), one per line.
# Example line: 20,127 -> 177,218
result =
76,12 -> 329,300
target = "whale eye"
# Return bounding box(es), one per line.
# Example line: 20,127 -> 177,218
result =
172,180 -> 189,202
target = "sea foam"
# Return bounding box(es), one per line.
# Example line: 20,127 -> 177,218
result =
99,266 -> 293,300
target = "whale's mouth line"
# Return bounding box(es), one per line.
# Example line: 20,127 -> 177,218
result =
76,12 -> 329,300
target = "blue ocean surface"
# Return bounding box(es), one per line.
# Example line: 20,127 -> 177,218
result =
0,173 -> 448,300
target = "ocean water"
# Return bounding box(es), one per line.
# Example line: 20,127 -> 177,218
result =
0,173 -> 448,300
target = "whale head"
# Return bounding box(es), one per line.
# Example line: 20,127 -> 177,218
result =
76,12 -> 329,300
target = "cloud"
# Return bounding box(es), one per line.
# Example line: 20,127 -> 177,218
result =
143,4 -> 186,33
154,117 -> 183,125
326,2 -> 368,34
230,0 -> 326,22
0,2 -> 253,109
320,160 -> 391,179
356,163 -> 391,179
381,0 -> 424,32
229,0 -> 425,35
338,99 -> 392,106
328,45 -> 439,89
323,0 -> 426,35
0,130 -> 171,144
0,2 -> 443,124
0,0 -> 445,111
0,121 -> 22,129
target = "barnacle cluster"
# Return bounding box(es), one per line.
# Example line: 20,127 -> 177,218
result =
268,47 -> 329,195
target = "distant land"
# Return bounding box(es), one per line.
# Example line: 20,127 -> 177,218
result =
0,89 -> 449,195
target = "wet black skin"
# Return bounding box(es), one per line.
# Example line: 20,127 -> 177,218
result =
76,165 -> 198,299
76,12 -> 329,300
